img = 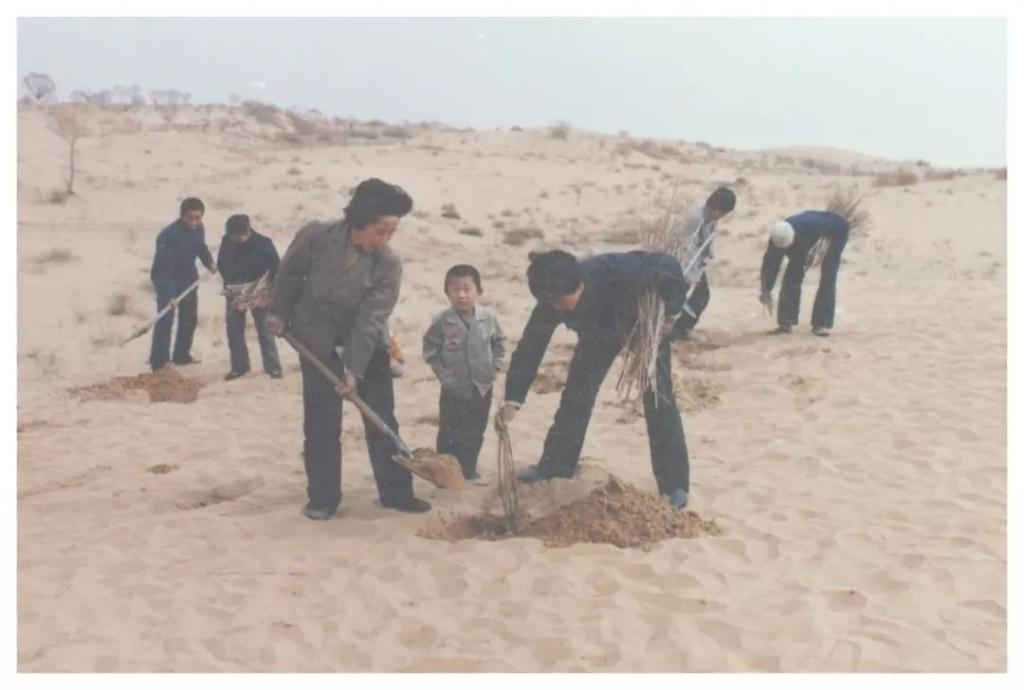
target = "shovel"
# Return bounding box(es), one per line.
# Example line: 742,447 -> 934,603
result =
282,332 -> 466,490
122,273 -> 213,346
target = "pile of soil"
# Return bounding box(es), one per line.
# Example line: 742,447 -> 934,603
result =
420,476 -> 720,550
71,365 -> 204,403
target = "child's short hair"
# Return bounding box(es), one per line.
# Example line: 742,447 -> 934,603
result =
444,264 -> 483,293
706,187 -> 737,213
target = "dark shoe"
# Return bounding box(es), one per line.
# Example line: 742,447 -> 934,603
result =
812,327 -> 831,338
518,466 -> 550,483
303,503 -> 337,521
173,356 -> 201,365
268,370 -> 283,379
667,489 -> 689,510
224,370 -> 249,381
769,325 -> 793,335
381,496 -> 432,513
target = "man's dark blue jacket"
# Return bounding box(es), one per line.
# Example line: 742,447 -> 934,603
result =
505,251 -> 688,405
150,219 -> 215,303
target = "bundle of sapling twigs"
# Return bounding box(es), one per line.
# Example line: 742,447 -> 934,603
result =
616,181 -> 685,402
223,271 -> 271,311
807,186 -> 872,268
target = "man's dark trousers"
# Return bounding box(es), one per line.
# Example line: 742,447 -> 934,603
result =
150,289 -> 198,370
535,336 -> 689,495
778,228 -> 848,329
226,300 -> 281,375
437,387 -> 492,478
300,345 -> 414,512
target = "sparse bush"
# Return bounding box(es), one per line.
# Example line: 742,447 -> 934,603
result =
242,100 -> 282,126
32,248 -> 77,265
441,203 -> 461,220
381,126 -> 413,139
502,226 -> 544,246
873,170 -> 919,187
924,168 -> 962,182
799,157 -> 842,175
108,293 -> 131,316
510,126 -> 524,132
48,189 -> 71,204
458,226 -> 483,237
549,122 -> 570,140
287,167 -> 302,176
349,128 -> 379,140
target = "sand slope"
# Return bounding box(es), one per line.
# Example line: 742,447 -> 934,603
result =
17,104 -> 1006,671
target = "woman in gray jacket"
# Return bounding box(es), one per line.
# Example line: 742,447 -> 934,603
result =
266,179 -> 430,520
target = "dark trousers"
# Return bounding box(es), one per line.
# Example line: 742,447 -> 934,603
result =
225,300 -> 281,375
778,231 -> 848,329
437,387 -> 492,478
672,273 -> 711,336
536,336 -> 689,494
300,345 -> 413,511
149,289 -> 198,370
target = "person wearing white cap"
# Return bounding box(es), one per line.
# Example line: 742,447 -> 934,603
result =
759,211 -> 850,337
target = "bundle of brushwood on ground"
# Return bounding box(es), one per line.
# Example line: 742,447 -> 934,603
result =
616,183 -> 683,402
807,186 -> 872,268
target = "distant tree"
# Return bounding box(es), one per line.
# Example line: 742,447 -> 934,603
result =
23,73 -> 57,102
51,107 -> 89,195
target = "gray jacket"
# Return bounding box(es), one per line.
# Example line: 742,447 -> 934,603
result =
269,220 -> 401,378
422,306 -> 506,398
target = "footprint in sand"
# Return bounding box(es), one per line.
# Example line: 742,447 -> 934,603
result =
822,588 -> 868,611
174,477 -> 263,510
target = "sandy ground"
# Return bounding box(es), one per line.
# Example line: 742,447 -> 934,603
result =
16,103 -> 1006,671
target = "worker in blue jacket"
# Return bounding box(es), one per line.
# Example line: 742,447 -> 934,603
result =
495,249 -> 693,509
149,197 -> 217,370
760,211 -> 850,337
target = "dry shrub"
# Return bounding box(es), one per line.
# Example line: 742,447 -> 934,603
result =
441,203 -> 461,220
286,166 -> 302,176
108,293 -> 130,316
349,128 -> 379,140
503,226 -> 544,246
241,100 -> 282,126
458,226 -> 483,237
381,126 -> 413,139
32,248 -> 76,265
549,122 -> 570,140
47,189 -> 71,204
874,169 -> 919,187
924,168 -> 963,182
799,157 -> 842,175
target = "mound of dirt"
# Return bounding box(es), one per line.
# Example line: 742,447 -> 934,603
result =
420,476 -> 720,550
71,365 -> 204,403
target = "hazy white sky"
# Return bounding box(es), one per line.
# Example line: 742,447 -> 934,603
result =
17,17 -> 1007,167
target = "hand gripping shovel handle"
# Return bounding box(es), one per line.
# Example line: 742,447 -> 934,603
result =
121,274 -> 208,346
282,332 -> 412,458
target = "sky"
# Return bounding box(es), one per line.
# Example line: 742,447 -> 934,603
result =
16,16 -> 1007,167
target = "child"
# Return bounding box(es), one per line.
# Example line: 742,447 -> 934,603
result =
423,264 -> 506,480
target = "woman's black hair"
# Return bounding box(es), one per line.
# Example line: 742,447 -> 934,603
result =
180,197 -> 205,216
706,187 -> 736,213
343,178 -> 413,229
444,264 -> 483,293
526,250 -> 582,302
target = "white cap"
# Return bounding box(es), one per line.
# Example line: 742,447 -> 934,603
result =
769,220 -> 795,248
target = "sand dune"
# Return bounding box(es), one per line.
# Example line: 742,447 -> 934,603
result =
17,104 -> 1006,671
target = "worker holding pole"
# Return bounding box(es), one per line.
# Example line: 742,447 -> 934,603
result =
148,197 -> 217,370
